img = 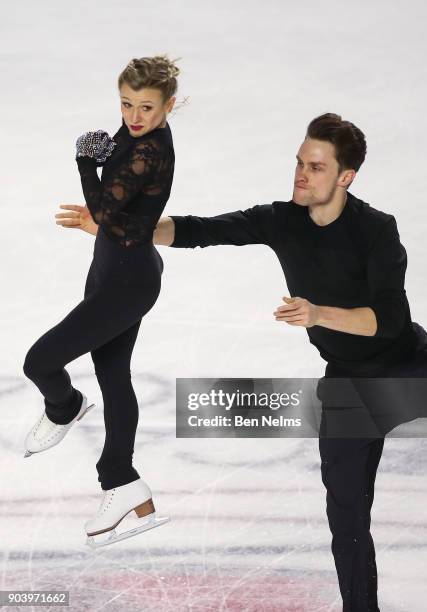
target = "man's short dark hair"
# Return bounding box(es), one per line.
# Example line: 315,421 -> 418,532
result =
306,113 -> 367,173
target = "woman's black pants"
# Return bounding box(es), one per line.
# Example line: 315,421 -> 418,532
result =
23,225 -> 163,490
319,322 -> 427,611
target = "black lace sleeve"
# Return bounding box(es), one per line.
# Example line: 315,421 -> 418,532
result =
76,136 -> 167,234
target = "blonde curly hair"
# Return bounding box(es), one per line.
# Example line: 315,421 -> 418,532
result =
118,54 -> 181,104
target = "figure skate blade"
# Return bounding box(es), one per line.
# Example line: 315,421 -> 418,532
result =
86,514 -> 170,549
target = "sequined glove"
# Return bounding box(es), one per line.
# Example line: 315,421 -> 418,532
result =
75,130 -> 117,163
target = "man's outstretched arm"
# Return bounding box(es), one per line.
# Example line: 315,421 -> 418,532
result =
55,204 -> 274,247
154,205 -> 273,249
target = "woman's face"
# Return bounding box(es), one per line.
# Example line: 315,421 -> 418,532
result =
119,83 -> 175,137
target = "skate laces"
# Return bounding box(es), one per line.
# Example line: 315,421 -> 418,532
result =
34,413 -> 55,439
98,489 -> 116,516
34,414 -> 62,440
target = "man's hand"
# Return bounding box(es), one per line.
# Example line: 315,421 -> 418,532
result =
55,204 -> 98,236
273,296 -> 319,328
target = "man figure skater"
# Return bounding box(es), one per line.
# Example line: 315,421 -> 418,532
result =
56,113 -> 427,611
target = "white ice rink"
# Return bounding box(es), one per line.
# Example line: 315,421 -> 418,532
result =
2,1 -> 427,610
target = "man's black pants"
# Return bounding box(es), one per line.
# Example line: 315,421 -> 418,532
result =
319,321 -> 427,611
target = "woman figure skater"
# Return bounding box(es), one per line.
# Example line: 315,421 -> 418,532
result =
22,54 -> 179,547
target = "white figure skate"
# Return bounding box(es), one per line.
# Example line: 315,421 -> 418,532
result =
23,393 -> 95,458
85,477 -> 170,549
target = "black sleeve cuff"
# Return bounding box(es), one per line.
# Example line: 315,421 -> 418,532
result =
76,156 -> 98,169
169,215 -> 193,248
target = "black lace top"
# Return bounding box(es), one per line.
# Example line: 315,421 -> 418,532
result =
76,118 -> 175,246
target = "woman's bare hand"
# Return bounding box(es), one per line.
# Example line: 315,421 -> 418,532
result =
55,204 -> 98,236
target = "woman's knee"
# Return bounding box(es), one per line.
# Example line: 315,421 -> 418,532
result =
23,340 -> 51,379
23,344 -> 39,379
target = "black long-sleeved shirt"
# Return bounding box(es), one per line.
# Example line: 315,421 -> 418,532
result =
76,118 -> 174,247
169,192 -> 418,373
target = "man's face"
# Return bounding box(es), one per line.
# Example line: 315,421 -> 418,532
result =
293,138 -> 345,206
